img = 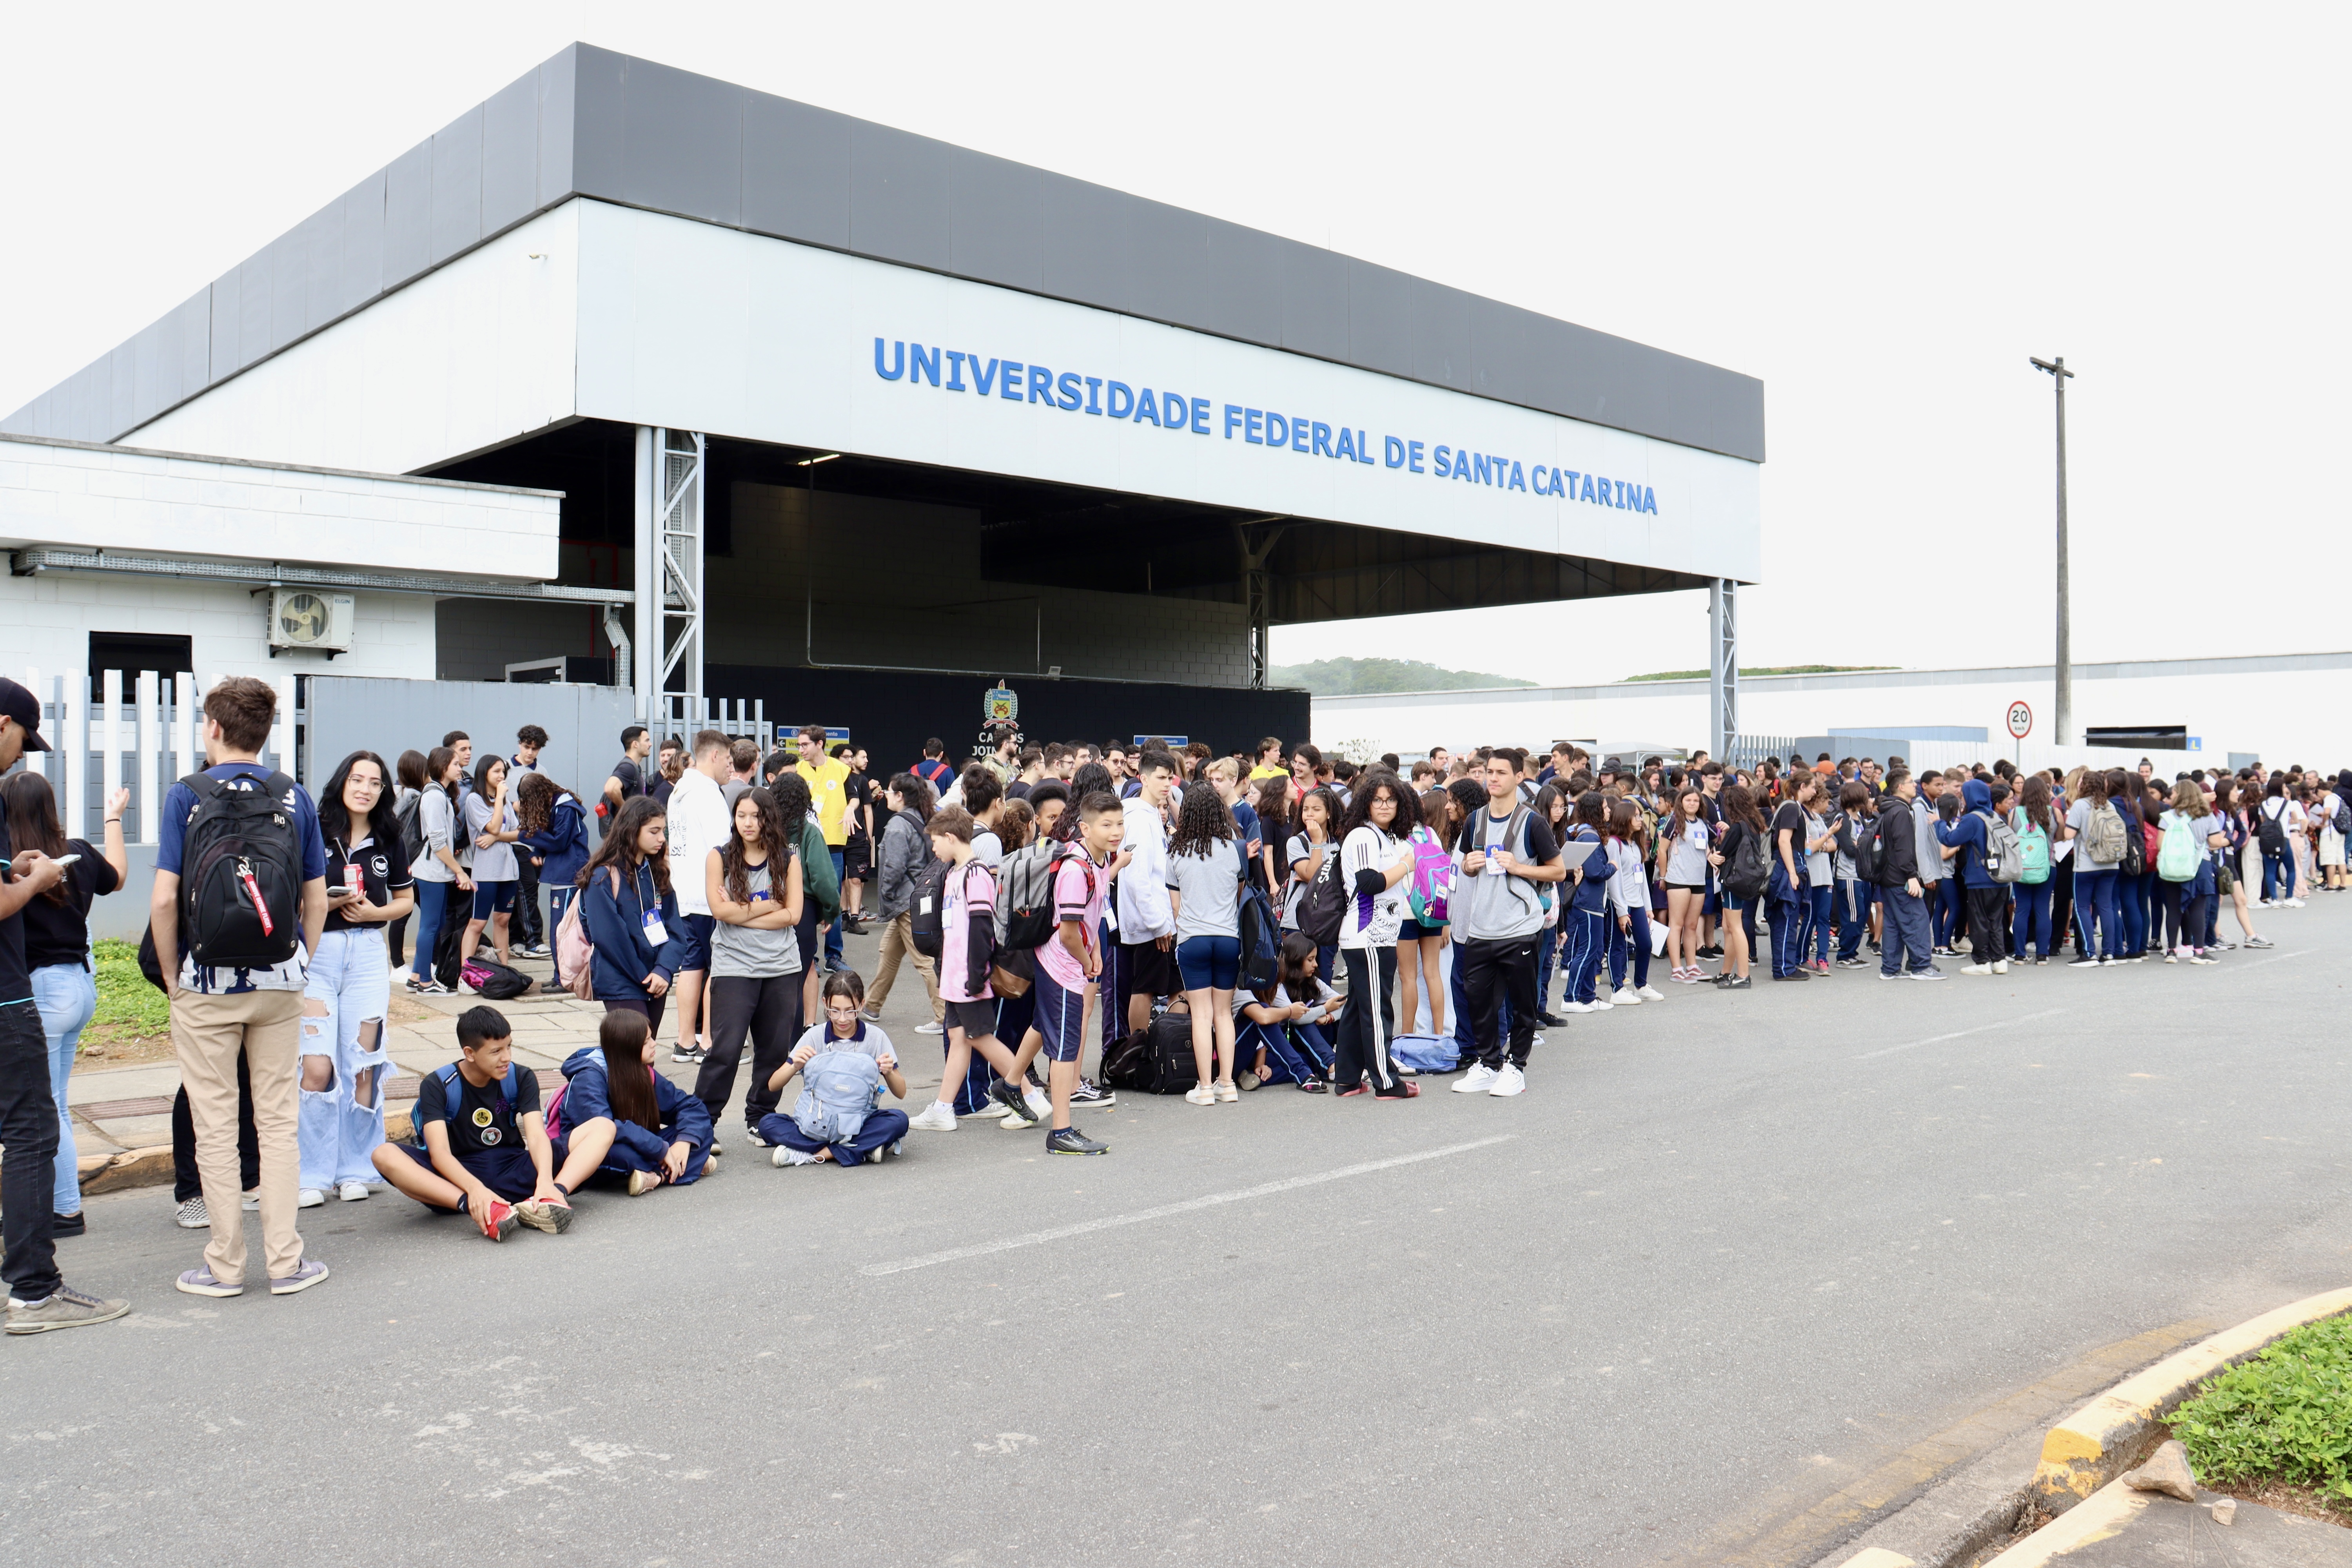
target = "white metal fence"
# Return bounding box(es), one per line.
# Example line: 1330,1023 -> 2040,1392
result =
16,669 -> 298,843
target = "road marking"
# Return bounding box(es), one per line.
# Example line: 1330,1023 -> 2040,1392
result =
1854,1007 -> 2069,1060
860,1135 -> 1515,1276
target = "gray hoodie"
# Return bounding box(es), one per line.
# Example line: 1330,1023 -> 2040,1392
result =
1913,788 -> 1945,884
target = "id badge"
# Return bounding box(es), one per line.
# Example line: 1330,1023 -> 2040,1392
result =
642,909 -> 670,947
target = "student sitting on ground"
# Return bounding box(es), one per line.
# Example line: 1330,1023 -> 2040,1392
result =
761,971 -> 911,1167
550,1012 -> 714,1195
1236,932 -> 1339,1092
371,1005 -> 613,1240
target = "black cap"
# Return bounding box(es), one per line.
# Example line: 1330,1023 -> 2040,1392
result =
0,678 -> 49,752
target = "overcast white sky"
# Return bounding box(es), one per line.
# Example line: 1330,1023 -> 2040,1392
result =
4,3 -> 2345,684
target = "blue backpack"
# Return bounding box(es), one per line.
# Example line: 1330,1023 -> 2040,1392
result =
1390,1033 -> 1461,1072
793,1050 -> 881,1145
430,1061 -> 523,1142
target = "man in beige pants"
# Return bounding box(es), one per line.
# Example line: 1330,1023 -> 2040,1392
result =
151,677 -> 331,1299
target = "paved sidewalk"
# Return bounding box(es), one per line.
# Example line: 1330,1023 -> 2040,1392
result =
65,923 -> 960,1187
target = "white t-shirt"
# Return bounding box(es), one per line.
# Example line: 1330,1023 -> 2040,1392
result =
1338,825 -> 1406,950
1116,795 -> 1174,941
665,768 -> 732,916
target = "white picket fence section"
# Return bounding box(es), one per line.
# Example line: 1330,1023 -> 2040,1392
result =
18,669 -> 296,842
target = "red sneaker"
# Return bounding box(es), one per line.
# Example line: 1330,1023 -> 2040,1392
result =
477,1200 -> 521,1241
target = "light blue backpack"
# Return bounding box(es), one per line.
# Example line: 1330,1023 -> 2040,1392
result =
1389,1033 -> 1461,1073
793,1050 -> 881,1145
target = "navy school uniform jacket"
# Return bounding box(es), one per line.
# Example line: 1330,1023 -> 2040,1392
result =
579,860 -> 686,1001
556,1045 -> 713,1164
518,794 -> 592,886
1934,779 -> 2002,888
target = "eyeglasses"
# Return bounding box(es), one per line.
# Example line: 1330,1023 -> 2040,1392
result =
824,1004 -> 863,1018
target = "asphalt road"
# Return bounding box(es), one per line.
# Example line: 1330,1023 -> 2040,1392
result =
8,898 -> 2350,1566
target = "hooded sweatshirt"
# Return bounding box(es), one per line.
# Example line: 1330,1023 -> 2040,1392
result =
1935,779 -> 2004,888
554,1044 -> 713,1167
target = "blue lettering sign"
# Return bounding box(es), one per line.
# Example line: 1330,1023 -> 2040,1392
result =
909,342 -> 940,387
874,338 -> 904,381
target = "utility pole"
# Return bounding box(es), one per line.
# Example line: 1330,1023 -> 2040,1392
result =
2031,356 -> 2075,744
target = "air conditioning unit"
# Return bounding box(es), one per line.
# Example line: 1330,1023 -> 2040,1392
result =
266,590 -> 355,655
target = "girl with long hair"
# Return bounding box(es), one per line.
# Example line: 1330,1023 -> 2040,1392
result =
2007,774 -> 2064,964
1655,784 -> 1712,982
1166,781 -> 1249,1104
2209,777 -> 2271,949
1603,799 -> 1661,1004
460,753 -> 520,975
697,785 -> 805,1146
760,970 -> 913,1166
515,771 -> 592,985
1709,784 -> 1765,987
1557,789 -> 1614,1011
2,770 -> 129,1232
1253,773 -> 1291,892
404,746 -> 472,994
552,1011 -> 713,1194
1284,784 -> 1345,984
868,772 -> 944,1025
1392,787 -> 1453,1038
1236,931 -> 1339,1091
1331,773 -> 1419,1098
1527,784 -> 1572,1021
297,750 -> 416,1205
2065,770 -> 2123,964
388,748 -> 428,968
577,796 -> 684,1031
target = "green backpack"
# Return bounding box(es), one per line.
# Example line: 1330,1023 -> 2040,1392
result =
2156,811 -> 2201,882
799,819 -> 841,924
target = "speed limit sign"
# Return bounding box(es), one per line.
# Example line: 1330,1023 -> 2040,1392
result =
2006,700 -> 2033,740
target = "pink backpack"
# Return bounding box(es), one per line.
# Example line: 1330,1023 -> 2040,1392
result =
553,870 -> 613,1000
1405,826 -> 1454,924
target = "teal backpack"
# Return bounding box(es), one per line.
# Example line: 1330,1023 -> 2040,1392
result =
2156,811 -> 2202,882
2013,811 -> 2051,885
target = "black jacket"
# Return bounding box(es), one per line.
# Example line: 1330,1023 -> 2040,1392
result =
1873,794 -> 1921,885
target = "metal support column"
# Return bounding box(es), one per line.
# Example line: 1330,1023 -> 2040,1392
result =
633,426 -> 706,734
1236,519 -> 1289,691
1709,578 -> 1738,759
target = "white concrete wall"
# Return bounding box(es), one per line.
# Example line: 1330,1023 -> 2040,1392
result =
120,205 -> 581,481
1313,654 -> 2351,769
0,570 -> 435,683
0,432 -> 562,581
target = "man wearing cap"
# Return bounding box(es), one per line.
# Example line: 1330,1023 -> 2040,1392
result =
0,679 -> 132,1332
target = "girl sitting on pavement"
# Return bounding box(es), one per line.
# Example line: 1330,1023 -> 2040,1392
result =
549,1012 -> 713,1195
761,971 -> 911,1167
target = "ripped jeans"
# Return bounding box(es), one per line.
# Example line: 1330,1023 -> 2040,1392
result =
299,927 -> 393,1191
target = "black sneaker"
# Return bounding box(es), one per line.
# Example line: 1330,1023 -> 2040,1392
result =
987,1077 -> 1034,1123
1717,975 -> 1752,989
50,1211 -> 84,1238
1071,1079 -> 1114,1108
1536,1012 -> 1565,1028
1772,969 -> 1811,981
2067,955 -> 2100,967
1045,1126 -> 1109,1156
1698,944 -> 1723,959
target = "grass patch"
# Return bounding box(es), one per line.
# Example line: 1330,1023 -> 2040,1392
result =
89,938 -> 169,1047
2171,1313 -> 2352,1506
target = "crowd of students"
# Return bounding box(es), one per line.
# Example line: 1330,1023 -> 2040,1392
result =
0,673 -> 2342,1334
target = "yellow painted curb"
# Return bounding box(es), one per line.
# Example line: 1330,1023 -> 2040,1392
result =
2030,1286 -> 2352,1510
1982,1477 -> 2147,1567
1831,1550 -> 1918,1568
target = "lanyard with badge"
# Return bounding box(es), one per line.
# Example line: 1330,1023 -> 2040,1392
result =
635,864 -> 669,948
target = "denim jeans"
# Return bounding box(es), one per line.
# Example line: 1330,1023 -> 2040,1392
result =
2261,850 -> 2293,902
2011,881 -> 2054,958
31,963 -> 96,1216
824,849 -> 847,965
1880,885 -> 1936,975
299,927 -> 393,1190
2119,871 -> 2151,955
409,878 -> 452,982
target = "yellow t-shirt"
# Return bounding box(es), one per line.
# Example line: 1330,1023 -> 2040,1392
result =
1247,764 -> 1289,782
807,757 -> 852,846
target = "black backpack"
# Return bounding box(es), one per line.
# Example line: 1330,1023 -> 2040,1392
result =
1296,840 -> 1348,946
394,789 -> 425,873
1852,812 -> 1885,884
908,852 -> 951,959
1725,823 -> 1771,900
1102,1014 -> 1197,1094
2118,811 -> 2147,877
1236,880 -> 1281,991
176,769 -> 305,969
2256,800 -> 2288,857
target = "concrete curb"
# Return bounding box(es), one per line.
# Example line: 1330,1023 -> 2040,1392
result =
1820,1287 -> 2352,1568
2029,1286 -> 2352,1512
68,1111 -> 422,1197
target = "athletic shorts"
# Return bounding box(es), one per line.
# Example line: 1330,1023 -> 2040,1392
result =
1396,918 -> 1438,942
1119,937 -> 1178,1000
393,1140 -> 567,1208
1034,967 -> 1087,1063
1176,934 -> 1241,991
842,838 -> 873,881
941,998 -> 998,1039
1667,882 -> 1706,894
672,911 -> 715,973
471,879 -> 517,919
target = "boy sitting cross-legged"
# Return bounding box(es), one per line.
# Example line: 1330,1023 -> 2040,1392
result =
371,1005 -> 614,1239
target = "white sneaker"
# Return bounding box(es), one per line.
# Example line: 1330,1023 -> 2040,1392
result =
1993,960 -> 2009,975
1183,1084 -> 1217,1105
296,1188 -> 327,1209
966,1099 -> 1013,1118
907,1103 -> 957,1132
1587,998 -> 1614,1011
1961,963 -> 1991,976
1639,985 -> 1666,1002
1488,1064 -> 1527,1097
2286,898 -> 2307,907
772,1147 -> 820,1167
336,1181 -> 370,1203
1611,987 -> 1644,1005
914,1020 -> 944,1035
1024,1087 -> 1052,1119
1559,1000 -> 1595,1015
1453,1063 -> 1499,1093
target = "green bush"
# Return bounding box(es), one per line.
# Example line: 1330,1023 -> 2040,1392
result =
90,938 -> 169,1041
2172,1314 -> 2352,1500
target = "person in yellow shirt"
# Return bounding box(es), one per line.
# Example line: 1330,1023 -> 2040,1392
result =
1247,736 -> 1289,782
797,726 -> 851,968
